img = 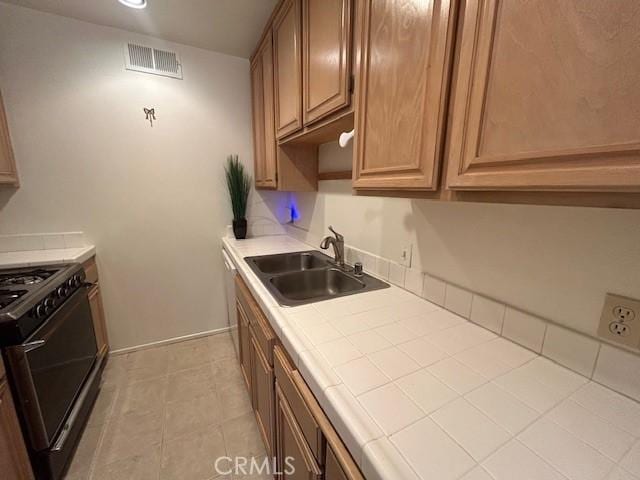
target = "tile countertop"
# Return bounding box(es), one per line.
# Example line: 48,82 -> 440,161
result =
222,235 -> 640,480
0,245 -> 96,268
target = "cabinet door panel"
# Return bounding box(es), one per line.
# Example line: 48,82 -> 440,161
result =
252,32 -> 278,189
325,444 -> 347,480
250,335 -> 275,457
0,381 -> 33,480
446,0 -> 640,191
237,302 -> 252,392
303,0 -> 352,125
0,90 -> 18,186
88,285 -> 108,357
274,0 -> 303,138
251,57 -> 266,185
275,383 -> 322,480
353,0 -> 456,190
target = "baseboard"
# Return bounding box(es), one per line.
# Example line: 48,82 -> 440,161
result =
110,326 -> 231,355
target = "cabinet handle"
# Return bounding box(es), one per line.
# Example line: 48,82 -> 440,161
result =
339,129 -> 354,148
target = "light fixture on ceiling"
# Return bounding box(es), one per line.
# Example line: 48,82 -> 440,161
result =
118,0 -> 147,9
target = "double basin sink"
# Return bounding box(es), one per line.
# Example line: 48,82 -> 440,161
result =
244,250 -> 389,307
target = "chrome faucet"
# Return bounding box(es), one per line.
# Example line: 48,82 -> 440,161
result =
320,226 -> 345,268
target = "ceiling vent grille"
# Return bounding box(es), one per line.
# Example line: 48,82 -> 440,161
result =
124,42 -> 183,79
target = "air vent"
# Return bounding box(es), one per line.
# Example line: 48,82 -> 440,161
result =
124,42 -> 183,79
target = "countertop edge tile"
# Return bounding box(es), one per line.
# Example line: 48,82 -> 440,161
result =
0,245 -> 96,267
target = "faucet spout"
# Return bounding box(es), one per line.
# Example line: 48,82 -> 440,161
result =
320,225 -> 345,268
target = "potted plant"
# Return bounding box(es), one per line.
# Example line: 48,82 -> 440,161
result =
225,154 -> 251,239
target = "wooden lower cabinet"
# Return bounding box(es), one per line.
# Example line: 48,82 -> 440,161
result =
325,444 -> 349,480
88,285 -> 108,357
0,365 -> 33,479
83,257 -> 109,357
250,334 -> 275,457
234,275 -> 364,480
275,383 -> 322,480
237,302 -> 253,392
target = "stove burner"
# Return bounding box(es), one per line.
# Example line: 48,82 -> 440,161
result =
0,269 -> 55,287
0,289 -> 27,309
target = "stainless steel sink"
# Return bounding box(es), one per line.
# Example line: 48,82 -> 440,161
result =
247,250 -> 330,274
244,250 -> 389,307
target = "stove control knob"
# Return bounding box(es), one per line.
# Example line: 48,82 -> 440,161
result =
34,304 -> 46,319
56,286 -> 68,298
73,274 -> 83,287
44,297 -> 56,313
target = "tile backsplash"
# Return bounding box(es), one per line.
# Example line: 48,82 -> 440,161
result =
0,232 -> 87,252
285,224 -> 640,403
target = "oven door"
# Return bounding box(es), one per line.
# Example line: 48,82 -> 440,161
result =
6,285 -> 97,451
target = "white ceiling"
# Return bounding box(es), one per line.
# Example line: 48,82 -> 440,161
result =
2,0 -> 278,58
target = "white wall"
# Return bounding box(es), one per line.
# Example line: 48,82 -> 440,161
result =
0,3 -> 286,350
292,142 -> 640,338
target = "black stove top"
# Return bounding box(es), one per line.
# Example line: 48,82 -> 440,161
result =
0,264 -> 86,345
0,289 -> 28,309
0,269 -> 56,287
0,267 -> 63,310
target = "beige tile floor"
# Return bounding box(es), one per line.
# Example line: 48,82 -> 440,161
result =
64,333 -> 271,480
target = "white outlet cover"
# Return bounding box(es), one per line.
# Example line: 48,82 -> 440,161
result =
399,243 -> 413,267
598,293 -> 640,350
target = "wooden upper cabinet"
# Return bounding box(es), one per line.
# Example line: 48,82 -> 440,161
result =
251,32 -> 278,189
353,0 -> 457,191
274,0 -> 304,139
302,0 -> 353,125
0,90 -> 18,187
446,0 -> 640,192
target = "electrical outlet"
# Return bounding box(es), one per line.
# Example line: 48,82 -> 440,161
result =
399,244 -> 413,267
597,293 -> 640,349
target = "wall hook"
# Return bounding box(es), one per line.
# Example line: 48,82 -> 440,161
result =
143,107 -> 156,126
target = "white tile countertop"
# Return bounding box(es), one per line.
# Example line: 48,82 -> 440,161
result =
0,245 -> 96,268
222,234 -> 640,480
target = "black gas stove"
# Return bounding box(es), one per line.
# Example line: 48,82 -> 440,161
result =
0,264 -> 85,345
0,263 -> 102,480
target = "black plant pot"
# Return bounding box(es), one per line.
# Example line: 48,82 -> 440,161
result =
232,218 -> 247,239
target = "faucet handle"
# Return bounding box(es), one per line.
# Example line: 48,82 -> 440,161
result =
328,225 -> 343,241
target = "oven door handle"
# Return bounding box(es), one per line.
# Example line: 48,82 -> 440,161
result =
16,339 -> 46,353
51,353 -> 103,452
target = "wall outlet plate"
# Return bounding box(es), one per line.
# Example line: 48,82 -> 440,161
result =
399,244 -> 413,267
597,293 -> 640,349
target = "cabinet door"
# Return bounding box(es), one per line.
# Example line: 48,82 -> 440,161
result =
88,285 -> 108,357
302,0 -> 353,125
251,33 -> 278,189
353,0 -> 456,190
274,0 -> 303,138
325,444 -> 347,480
275,383 -> 322,480
237,302 -> 252,392
446,0 -> 640,192
0,380 -> 34,480
0,90 -> 18,186
250,335 -> 275,457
